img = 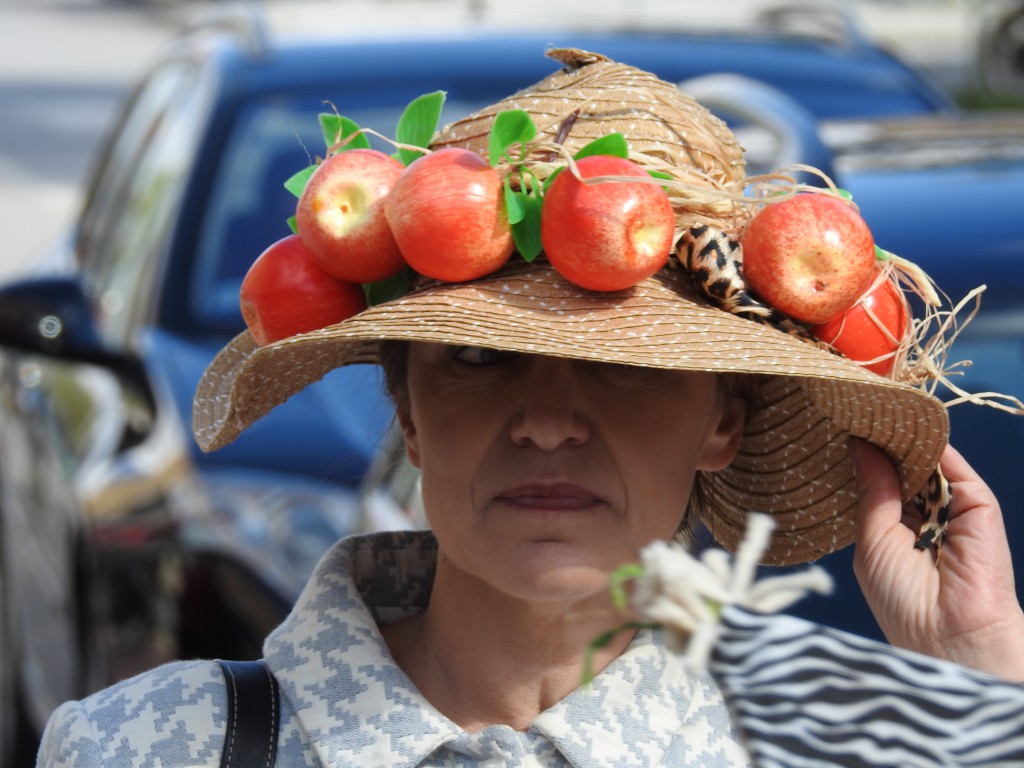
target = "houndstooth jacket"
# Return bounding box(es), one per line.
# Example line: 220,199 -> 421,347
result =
37,530 -> 752,767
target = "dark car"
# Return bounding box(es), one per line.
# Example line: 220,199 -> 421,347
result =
0,8 -> 993,762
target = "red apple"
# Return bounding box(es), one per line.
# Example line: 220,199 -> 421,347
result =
240,234 -> 367,346
296,149 -> 406,283
540,155 -> 674,291
384,147 -> 513,282
742,193 -> 877,325
811,271 -> 910,376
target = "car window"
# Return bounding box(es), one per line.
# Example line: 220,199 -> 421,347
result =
188,95 -> 325,330
77,57 -> 213,346
190,95 -> 488,333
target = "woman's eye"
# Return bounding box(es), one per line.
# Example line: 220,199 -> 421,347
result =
452,346 -> 516,366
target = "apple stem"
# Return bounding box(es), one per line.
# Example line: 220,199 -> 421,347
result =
554,109 -> 580,146
534,110 -> 581,164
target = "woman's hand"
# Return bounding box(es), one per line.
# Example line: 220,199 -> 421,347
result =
852,439 -> 1024,681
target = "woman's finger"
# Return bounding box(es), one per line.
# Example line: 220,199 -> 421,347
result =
851,438 -> 910,552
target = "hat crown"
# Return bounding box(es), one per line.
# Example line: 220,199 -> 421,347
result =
431,48 -> 749,233
193,49 -> 964,566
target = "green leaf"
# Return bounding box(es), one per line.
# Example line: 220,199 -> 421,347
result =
489,109 -> 537,166
510,194 -> 543,262
503,177 -> 526,225
503,173 -> 543,262
648,169 -> 673,193
542,166 -> 566,193
395,90 -> 446,166
574,132 -> 628,160
287,215 -> 298,235
363,269 -> 411,306
320,113 -> 370,152
284,165 -> 317,199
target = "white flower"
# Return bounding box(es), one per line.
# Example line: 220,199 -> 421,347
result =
630,514 -> 833,670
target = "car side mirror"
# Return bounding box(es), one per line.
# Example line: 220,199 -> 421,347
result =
0,276 -> 124,365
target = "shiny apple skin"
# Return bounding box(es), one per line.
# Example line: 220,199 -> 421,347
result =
384,148 -> 513,282
296,149 -> 406,283
240,234 -> 367,345
540,155 -> 675,291
811,272 -> 910,376
743,194 -> 877,325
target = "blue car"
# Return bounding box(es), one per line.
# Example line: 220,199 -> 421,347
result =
0,10 -> 1008,762
775,112 -> 1024,636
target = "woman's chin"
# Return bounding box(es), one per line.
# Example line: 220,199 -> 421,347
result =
483,544 -> 623,605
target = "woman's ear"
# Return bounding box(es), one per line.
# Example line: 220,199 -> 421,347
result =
395,397 -> 422,469
697,394 -> 747,472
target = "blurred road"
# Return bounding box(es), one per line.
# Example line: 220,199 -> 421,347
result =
0,1 -> 179,280
0,0 -> 982,281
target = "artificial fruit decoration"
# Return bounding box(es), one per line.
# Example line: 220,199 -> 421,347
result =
384,147 -> 514,282
741,193 -> 877,325
811,270 -> 910,376
295,149 -> 407,283
240,234 -> 367,346
540,155 -> 675,291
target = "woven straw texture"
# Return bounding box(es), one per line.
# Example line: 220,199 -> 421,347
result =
193,48 -> 950,565
432,48 -> 750,235
194,261 -> 948,565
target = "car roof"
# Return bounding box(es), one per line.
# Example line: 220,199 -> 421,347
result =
202,27 -> 954,120
143,23 -> 958,337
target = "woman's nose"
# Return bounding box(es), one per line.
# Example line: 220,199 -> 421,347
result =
508,356 -> 590,450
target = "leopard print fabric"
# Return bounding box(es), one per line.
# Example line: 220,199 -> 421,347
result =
913,466 -> 953,552
677,224 -> 826,346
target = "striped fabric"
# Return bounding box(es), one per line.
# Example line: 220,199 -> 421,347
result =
711,605 -> 1024,767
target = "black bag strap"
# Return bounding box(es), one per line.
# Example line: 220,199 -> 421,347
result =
217,660 -> 280,768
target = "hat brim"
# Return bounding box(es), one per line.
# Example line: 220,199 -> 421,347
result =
194,260 -> 947,565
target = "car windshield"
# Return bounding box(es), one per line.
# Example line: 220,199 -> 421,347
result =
189,93 -> 490,334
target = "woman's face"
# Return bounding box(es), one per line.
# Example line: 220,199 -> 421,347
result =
396,343 -> 745,605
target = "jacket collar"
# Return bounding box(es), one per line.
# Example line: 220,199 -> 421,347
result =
263,531 -> 747,767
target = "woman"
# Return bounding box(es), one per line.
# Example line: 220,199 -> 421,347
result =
380,342 -> 747,734
39,49 -> 1024,767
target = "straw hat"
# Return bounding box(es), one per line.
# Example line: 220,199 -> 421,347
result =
194,48 -> 951,566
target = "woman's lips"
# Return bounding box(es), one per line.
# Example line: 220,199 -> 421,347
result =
494,483 -> 605,511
